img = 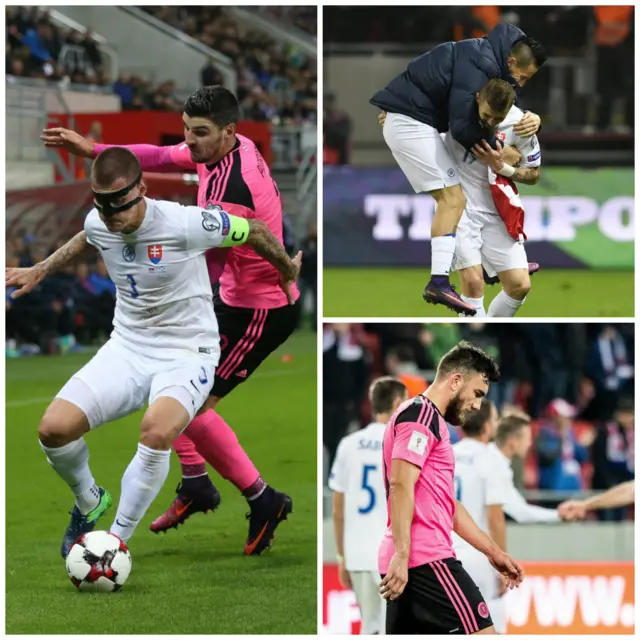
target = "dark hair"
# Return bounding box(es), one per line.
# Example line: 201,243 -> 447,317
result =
92,147 -> 141,188
461,398 -> 495,437
436,340 -> 500,384
495,415 -> 530,447
479,78 -> 515,113
183,85 -> 239,128
511,37 -> 547,69
369,376 -> 407,415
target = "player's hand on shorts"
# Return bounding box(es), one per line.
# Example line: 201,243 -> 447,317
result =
488,550 -> 524,589
378,111 -> 387,126
513,111 -> 541,138
558,499 -> 587,521
5,265 -> 45,299
497,573 -> 508,597
379,552 -> 408,600
338,558 -> 352,590
280,250 -> 302,305
473,140 -> 505,173
40,127 -> 95,158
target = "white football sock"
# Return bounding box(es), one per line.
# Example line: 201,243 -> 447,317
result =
111,443 -> 171,542
459,295 -> 486,318
41,438 -> 100,514
431,235 -> 456,276
488,290 -> 525,317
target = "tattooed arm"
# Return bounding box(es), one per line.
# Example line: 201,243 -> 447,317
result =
6,231 -> 96,299
246,219 -> 299,282
511,166 -> 540,185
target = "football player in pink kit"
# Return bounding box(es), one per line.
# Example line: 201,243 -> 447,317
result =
41,86 -> 300,555
379,341 -> 524,634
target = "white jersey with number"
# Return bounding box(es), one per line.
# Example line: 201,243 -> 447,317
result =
444,105 -> 542,213
329,422 -> 387,572
452,438 -> 509,554
84,198 -> 235,359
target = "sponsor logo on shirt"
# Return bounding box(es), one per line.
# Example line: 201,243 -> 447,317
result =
147,244 -> 163,264
408,430 -> 427,455
527,151 -> 541,162
122,245 -> 136,262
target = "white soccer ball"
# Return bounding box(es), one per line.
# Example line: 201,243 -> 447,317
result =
65,531 -> 132,592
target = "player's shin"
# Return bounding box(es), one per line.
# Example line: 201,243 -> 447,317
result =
111,443 -> 171,542
40,438 -> 100,514
185,409 -> 264,497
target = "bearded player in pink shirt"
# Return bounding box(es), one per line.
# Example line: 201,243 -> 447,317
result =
379,341 -> 524,634
42,86 -> 300,555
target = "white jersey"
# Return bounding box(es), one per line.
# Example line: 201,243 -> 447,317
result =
329,422 -> 387,572
84,198 -> 232,359
487,443 -> 561,524
452,438 -> 510,555
444,105 -> 542,213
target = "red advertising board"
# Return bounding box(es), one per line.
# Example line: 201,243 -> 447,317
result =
323,562 -> 635,635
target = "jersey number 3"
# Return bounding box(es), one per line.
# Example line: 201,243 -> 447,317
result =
359,464 -> 378,514
126,274 -> 139,299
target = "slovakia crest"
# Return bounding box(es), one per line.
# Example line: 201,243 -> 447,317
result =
147,244 -> 163,265
496,131 -> 507,143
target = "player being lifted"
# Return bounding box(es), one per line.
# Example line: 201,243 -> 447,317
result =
5,148 -> 299,557
371,24 -> 545,315
379,341 -> 523,635
445,78 -> 542,318
330,377 -> 408,634
42,86 -> 301,554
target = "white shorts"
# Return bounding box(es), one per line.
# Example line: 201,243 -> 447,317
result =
383,112 -> 460,193
56,338 -> 216,429
453,208 -> 528,274
349,570 -> 386,635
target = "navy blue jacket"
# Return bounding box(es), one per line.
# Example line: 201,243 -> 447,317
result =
371,24 -> 525,150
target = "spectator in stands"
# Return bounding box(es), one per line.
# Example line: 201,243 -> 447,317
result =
113,73 -> 134,108
323,93 -> 351,165
384,346 -> 428,399
22,18 -> 55,74
586,324 -> 634,420
591,396 -> 635,521
419,323 -> 461,365
201,57 -> 224,86
323,323 -> 371,467
535,398 -> 591,491
299,222 -> 317,331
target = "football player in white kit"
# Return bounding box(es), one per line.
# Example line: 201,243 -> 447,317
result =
5,147 -> 300,557
329,377 -> 408,634
444,79 -> 542,318
452,399 -> 509,632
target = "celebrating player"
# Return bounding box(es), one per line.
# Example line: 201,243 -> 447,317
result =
5,148 -> 299,558
42,86 -> 301,554
379,341 -> 523,635
330,377 -> 408,634
444,78 -> 543,317
371,25 -> 545,315
559,480 -> 635,518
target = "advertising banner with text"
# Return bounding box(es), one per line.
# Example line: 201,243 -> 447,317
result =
323,167 -> 634,269
323,562 -> 634,635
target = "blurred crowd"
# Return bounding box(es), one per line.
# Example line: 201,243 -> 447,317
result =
323,323 -> 634,520
254,6 -> 317,36
6,235 -> 115,357
145,6 -> 317,124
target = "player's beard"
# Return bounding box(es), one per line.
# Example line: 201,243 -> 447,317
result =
444,392 -> 466,426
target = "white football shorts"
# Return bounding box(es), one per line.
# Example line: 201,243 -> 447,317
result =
383,112 -> 460,193
56,337 -> 216,428
348,570 -> 386,635
453,208 -> 528,274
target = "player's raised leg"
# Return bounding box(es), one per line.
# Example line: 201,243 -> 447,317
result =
381,113 -> 475,315
38,397 -> 113,558
488,268 -> 531,317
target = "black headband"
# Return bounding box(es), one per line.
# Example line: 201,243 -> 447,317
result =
93,171 -> 143,217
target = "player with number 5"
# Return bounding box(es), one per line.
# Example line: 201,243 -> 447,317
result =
5,147 -> 300,558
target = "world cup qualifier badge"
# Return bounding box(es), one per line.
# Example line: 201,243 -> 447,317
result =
147,244 -> 163,264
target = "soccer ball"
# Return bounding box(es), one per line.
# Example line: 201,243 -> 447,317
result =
65,531 -> 132,592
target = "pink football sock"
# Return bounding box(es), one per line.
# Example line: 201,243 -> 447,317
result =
172,433 -> 207,478
182,410 -> 260,493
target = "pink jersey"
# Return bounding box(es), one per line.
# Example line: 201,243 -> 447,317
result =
95,134 -> 299,309
379,394 -> 456,574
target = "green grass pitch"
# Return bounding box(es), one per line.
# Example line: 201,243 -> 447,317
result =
6,332 -> 317,634
323,269 -> 634,317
